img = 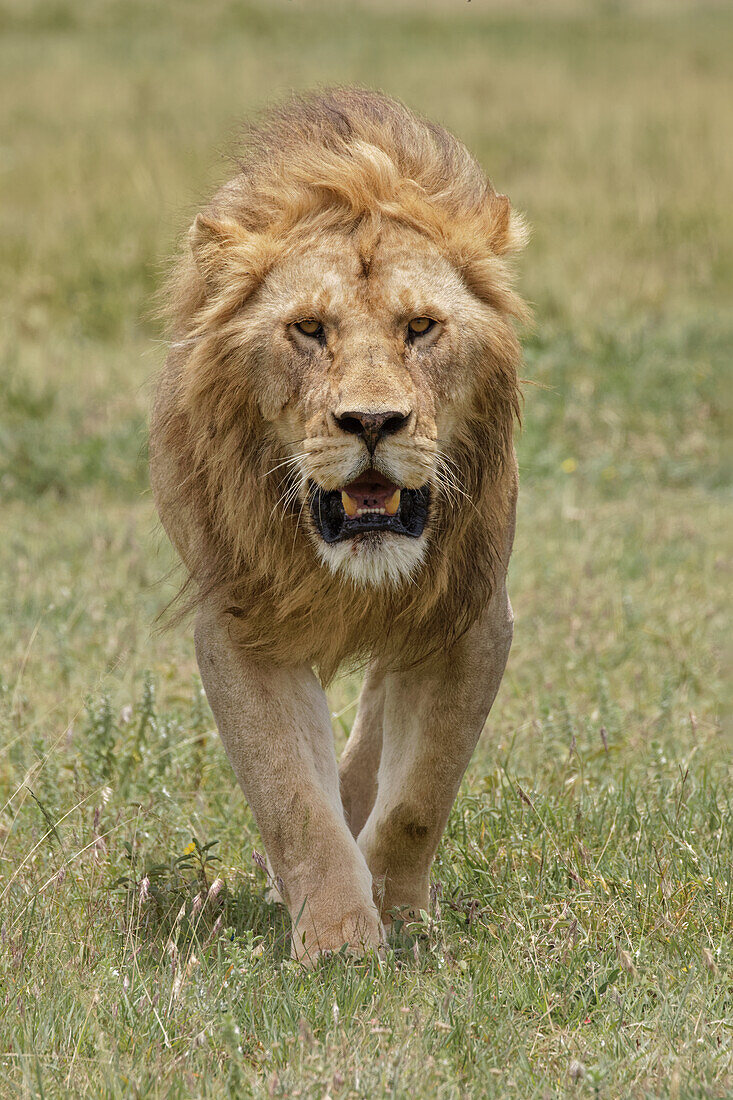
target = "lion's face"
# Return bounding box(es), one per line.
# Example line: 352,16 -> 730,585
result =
240,223 -> 497,587
160,89 -> 525,673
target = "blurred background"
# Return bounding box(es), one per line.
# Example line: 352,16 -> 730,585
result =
0,1 -> 730,1095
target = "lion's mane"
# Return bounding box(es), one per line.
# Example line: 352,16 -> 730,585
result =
156,88 -> 527,682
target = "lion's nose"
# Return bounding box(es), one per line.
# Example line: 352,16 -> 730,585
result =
333,409 -> 411,454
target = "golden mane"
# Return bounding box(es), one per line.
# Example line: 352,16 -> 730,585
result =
156,87 -> 527,682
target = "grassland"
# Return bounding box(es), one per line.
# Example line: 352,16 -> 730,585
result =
0,1 -> 731,1096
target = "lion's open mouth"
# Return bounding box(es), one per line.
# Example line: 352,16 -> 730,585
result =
309,471 -> 430,544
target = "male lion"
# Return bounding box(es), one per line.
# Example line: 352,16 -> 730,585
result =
150,88 -> 527,962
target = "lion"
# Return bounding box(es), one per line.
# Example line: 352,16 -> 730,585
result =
150,87 -> 527,962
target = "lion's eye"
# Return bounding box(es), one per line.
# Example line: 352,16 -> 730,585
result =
407,316 -> 435,338
294,319 -> 324,339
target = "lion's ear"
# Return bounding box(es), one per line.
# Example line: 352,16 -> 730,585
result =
188,213 -> 265,290
456,192 -> 530,321
487,193 -> 529,256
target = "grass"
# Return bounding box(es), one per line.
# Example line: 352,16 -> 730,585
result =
0,0 -> 731,1096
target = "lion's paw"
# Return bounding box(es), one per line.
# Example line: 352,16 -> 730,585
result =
291,906 -> 382,966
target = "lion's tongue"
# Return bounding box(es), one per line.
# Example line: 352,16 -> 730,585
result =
341,475 -> 401,517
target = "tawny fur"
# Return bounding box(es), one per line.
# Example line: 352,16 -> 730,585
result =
152,87 -> 527,683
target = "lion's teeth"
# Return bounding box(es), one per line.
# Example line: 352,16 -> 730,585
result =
346,496 -> 397,518
385,489 -> 401,516
341,491 -> 358,518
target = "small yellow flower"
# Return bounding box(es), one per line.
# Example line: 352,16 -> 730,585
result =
561,458 -> 577,474
183,842 -> 196,855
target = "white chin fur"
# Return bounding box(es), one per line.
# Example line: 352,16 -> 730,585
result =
316,531 -> 427,587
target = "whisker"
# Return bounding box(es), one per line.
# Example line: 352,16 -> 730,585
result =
262,453 -> 309,479
269,469 -> 304,521
292,493 -> 309,554
432,448 -> 479,517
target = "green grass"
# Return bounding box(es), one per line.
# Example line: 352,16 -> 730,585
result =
0,1 -> 731,1096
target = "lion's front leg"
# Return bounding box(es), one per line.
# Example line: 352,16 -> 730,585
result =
194,605 -> 381,963
357,587 -> 514,928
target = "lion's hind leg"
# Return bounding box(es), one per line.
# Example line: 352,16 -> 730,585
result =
339,665 -> 385,839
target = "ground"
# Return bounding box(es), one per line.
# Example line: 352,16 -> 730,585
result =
0,1 -> 731,1097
